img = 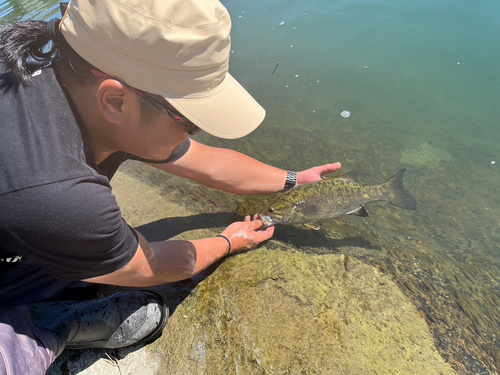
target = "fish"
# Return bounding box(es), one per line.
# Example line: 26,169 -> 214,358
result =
258,169 -> 417,230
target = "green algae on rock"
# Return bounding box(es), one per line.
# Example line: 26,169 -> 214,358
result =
142,239 -> 454,374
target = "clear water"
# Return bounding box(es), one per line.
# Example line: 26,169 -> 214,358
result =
2,0 -> 500,373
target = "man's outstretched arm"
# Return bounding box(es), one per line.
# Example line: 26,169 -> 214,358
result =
148,139 -> 341,195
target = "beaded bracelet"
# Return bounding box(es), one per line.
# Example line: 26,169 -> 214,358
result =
216,235 -> 232,256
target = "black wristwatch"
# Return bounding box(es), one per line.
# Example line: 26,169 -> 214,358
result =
282,171 -> 297,192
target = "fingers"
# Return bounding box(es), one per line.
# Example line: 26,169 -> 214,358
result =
246,221 -> 274,243
258,225 -> 275,239
244,215 -> 267,230
250,218 -> 265,230
222,216 -> 274,252
319,162 -> 342,176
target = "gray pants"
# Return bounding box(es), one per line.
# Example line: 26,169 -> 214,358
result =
0,261 -> 96,375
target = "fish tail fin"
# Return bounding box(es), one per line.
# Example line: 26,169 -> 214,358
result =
382,169 -> 417,210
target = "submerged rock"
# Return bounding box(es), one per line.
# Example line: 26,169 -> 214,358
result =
400,142 -> 452,168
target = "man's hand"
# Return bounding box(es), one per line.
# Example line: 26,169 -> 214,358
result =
296,162 -> 342,186
220,215 -> 274,254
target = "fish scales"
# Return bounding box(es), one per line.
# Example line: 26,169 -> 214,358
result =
287,179 -> 386,220
258,169 -> 417,229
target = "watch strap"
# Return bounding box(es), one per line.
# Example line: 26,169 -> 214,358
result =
283,171 -> 297,191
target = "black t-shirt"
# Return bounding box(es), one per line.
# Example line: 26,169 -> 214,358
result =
0,63 -> 190,280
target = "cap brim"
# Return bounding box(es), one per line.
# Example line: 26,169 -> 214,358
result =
167,73 -> 265,139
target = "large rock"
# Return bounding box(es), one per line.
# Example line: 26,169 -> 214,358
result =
139,243 -> 453,374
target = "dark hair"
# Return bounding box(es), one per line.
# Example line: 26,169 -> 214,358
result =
0,19 -> 161,123
0,18 -> 97,87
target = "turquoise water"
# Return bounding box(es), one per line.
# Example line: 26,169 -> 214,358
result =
226,0 -> 500,150
2,0 -> 500,373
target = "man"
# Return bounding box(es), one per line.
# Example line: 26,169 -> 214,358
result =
0,0 -> 341,373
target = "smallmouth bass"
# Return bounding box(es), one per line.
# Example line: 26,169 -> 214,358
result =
259,169 -> 417,230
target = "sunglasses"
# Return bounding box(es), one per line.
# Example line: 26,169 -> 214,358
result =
139,93 -> 202,136
90,69 -> 202,136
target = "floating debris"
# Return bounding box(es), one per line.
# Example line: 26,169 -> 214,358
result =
271,63 -> 280,76
295,74 -> 299,77
491,161 -> 496,165
340,110 -> 351,118
279,21 -> 285,26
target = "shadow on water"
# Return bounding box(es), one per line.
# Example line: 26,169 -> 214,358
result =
139,212 -> 380,254
135,212 -> 234,242
268,225 -> 380,254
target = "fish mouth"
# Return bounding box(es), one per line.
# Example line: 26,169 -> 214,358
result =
258,214 -> 275,227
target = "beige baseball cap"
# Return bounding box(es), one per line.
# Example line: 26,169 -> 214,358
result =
60,0 -> 265,139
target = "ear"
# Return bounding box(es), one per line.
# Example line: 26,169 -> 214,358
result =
95,79 -> 132,125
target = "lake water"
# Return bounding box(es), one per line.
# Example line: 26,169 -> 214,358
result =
2,0 -> 500,373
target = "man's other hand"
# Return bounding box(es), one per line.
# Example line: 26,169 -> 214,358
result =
220,215 -> 275,254
296,162 -> 342,186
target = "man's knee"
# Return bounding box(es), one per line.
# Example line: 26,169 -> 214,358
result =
0,307 -> 59,375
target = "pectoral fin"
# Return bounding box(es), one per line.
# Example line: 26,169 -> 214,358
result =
346,205 -> 369,217
303,220 -> 321,230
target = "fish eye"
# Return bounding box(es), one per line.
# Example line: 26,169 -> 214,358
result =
268,208 -> 274,213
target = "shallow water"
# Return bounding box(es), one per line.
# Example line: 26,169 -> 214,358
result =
2,0 -> 500,373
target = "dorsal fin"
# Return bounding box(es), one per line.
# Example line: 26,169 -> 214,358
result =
341,171 -> 359,183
